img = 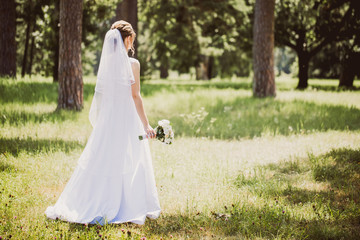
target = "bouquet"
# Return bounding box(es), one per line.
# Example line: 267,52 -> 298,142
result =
139,119 -> 174,144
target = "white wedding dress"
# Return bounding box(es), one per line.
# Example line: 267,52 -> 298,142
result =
45,29 -> 161,225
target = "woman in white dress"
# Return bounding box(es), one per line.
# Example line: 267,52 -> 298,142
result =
45,20 -> 161,225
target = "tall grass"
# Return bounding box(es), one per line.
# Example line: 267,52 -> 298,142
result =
0,76 -> 360,239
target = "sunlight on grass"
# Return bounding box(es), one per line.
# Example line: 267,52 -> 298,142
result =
1,76 -> 360,239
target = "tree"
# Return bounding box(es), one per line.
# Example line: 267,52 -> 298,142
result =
0,0 -> 17,77
141,0 -> 250,79
252,0 -> 276,97
115,0 -> 138,58
338,37 -> 360,88
57,0 -> 83,110
275,0 -> 352,89
337,0 -> 360,88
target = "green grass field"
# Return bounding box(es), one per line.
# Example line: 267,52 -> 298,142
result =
0,76 -> 360,239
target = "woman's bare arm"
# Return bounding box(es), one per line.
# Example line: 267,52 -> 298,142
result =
131,60 -> 156,139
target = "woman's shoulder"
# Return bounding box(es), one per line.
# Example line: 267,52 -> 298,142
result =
129,57 -> 140,67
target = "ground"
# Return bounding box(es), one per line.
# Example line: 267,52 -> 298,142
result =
0,76 -> 359,239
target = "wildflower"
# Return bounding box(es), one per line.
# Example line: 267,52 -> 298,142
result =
121,229 -> 125,233
282,210 -> 285,214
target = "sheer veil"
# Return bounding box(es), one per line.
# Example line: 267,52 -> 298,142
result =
89,29 -> 135,127
79,29 -> 139,175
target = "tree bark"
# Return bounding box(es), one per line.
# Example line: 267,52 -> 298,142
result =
27,35 -> 35,76
339,52 -> 358,88
57,0 -> 83,110
160,65 -> 169,79
196,55 -> 210,80
296,52 -> 310,89
21,15 -> 32,77
53,0 -> 60,82
208,56 -> 214,79
252,0 -> 276,97
0,0 -> 17,77
115,0 -> 138,58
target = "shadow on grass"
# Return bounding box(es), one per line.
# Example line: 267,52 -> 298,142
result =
169,96 -> 360,139
0,109 -> 79,126
0,82 -> 95,103
233,147 -> 360,239
39,149 -> 360,239
310,84 -> 360,92
0,161 -> 16,172
0,137 -> 84,157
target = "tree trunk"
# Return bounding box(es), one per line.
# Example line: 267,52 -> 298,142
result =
53,0 -> 60,82
339,52 -> 356,88
21,15 -> 32,77
207,56 -> 214,79
196,55 -> 210,80
160,65 -> 169,79
252,0 -> 276,97
53,38 -> 60,82
27,35 -> 35,76
115,0 -> 138,58
57,0 -> 83,110
296,52 -> 310,89
0,0 -> 16,77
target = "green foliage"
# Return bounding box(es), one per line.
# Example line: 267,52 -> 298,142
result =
15,0 -> 116,79
140,0 -> 253,78
233,148 -> 360,239
275,0 -> 360,85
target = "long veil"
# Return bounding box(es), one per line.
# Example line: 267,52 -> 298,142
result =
78,29 -> 139,175
89,29 -> 135,127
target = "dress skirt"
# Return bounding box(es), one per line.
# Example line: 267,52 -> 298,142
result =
45,85 -> 161,225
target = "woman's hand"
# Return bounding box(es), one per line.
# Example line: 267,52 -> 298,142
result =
144,124 -> 156,139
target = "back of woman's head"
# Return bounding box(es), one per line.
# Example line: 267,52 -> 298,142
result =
111,20 -> 136,55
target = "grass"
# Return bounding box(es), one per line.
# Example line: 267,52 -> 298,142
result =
0,76 -> 360,239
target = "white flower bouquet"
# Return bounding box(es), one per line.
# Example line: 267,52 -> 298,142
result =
139,119 -> 174,144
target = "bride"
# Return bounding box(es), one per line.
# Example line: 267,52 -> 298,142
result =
45,20 -> 161,225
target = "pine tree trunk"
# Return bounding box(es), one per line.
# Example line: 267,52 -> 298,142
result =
53,0 -> 60,82
0,0 -> 16,77
196,55 -> 210,80
115,0 -> 138,58
57,0 -> 83,110
339,52 -> 356,88
296,52 -> 309,89
208,56 -> 215,79
21,17 -> 31,77
160,65 -> 169,79
252,0 -> 276,97
27,35 -> 35,76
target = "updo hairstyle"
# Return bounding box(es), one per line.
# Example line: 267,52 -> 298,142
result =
111,20 -> 136,56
